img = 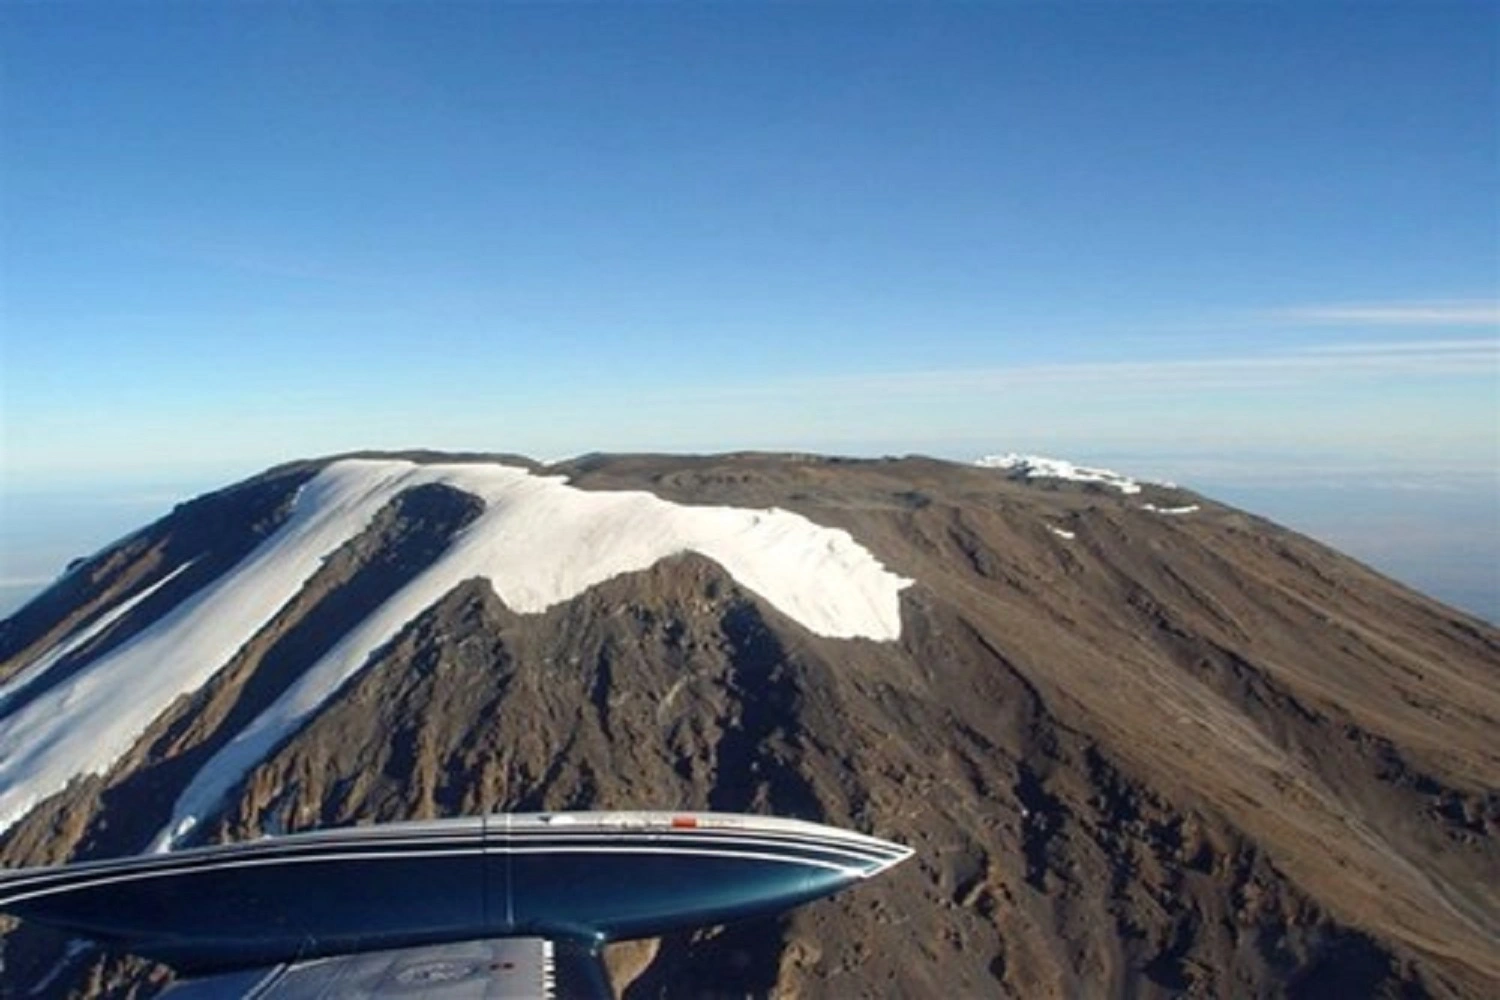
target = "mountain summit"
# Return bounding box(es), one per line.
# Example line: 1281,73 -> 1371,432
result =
1,451 -> 1495,998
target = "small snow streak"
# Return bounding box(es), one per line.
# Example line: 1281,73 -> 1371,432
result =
1142,504 -> 1200,516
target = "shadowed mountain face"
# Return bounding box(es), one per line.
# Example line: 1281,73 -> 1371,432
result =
0,452 -> 1495,999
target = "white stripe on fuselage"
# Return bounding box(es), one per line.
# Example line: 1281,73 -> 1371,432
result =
0,830 -> 892,893
0,844 -> 865,907
1,823 -> 904,890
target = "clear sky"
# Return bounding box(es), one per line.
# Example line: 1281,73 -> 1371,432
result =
1,2 -> 1497,617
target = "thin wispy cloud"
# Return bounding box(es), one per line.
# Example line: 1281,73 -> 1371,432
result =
704,338 -> 1500,401
1291,338 -> 1499,355
1277,300 -> 1500,327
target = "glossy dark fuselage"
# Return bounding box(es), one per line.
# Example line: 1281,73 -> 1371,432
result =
0,812 -> 911,972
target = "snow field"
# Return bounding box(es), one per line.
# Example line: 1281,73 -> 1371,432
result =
0,459 -> 911,842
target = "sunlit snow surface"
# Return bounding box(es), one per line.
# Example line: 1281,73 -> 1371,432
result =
976,453 -> 1145,494
1142,503 -> 1200,515
0,562 -> 191,713
0,459 -> 911,840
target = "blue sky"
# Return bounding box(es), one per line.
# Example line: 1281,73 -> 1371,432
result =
1,2 -> 1496,617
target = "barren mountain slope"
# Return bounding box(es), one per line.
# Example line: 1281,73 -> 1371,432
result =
0,452 -> 1495,998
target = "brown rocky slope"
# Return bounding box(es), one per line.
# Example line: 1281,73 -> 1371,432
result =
0,451 -> 1495,998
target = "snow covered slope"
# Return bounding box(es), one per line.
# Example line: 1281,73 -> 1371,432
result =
0,459 -> 911,838
0,563 -> 191,713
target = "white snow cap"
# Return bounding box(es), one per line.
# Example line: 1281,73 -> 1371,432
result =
0,458 -> 912,841
976,453 -> 1144,494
